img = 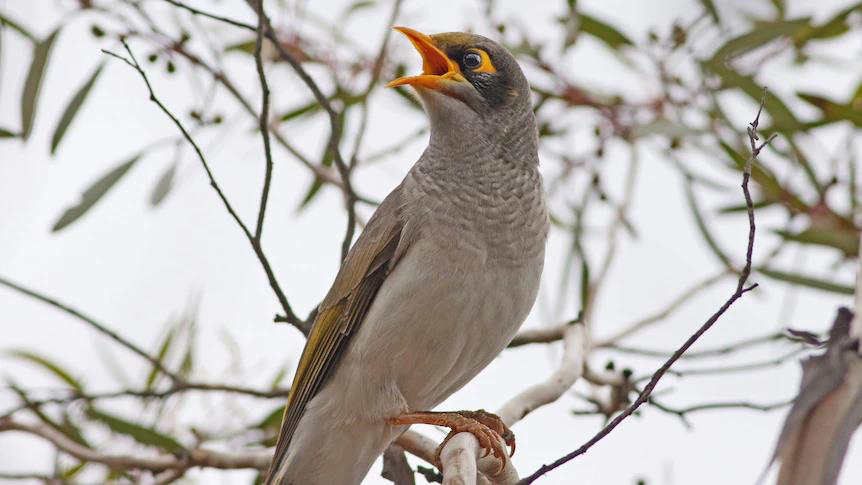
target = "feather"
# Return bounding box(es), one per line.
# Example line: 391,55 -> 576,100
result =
266,189 -> 407,483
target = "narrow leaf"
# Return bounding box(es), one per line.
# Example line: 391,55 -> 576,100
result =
684,178 -> 732,269
298,176 -> 324,210
145,329 -> 175,390
6,349 -> 83,391
775,228 -> 859,258
711,18 -> 810,62
700,0 -> 721,24
703,61 -> 801,131
52,155 -> 140,232
149,161 -> 178,206
758,267 -> 854,294
87,407 -> 184,452
0,127 -> 17,138
578,13 -> 633,50
21,28 -> 60,140
0,13 -> 36,41
51,63 -> 104,154
342,0 -> 376,17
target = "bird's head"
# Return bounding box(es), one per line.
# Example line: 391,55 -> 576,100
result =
388,27 -> 535,153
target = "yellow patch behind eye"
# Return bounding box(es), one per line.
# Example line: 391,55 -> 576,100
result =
472,49 -> 496,73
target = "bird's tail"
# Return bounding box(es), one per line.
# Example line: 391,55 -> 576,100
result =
266,400 -> 402,485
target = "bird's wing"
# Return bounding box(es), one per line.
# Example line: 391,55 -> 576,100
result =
267,189 -> 408,481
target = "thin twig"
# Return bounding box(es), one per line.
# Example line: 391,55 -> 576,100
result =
648,397 -> 792,428
102,40 -> 303,330
0,418 -> 270,472
2,381 -> 290,415
348,0 -> 403,169
0,275 -> 180,384
518,92 -> 771,485
607,331 -> 786,360
252,0 -> 275,241
162,0 -> 255,31
256,10 -> 357,261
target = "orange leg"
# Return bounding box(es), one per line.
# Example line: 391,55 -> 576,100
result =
388,409 -> 515,475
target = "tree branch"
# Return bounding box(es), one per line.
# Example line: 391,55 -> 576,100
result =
0,275 -> 180,384
517,92 -> 770,485
252,0 -> 275,242
102,40 -> 304,331
0,418 -> 270,472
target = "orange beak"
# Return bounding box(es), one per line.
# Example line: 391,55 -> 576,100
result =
386,27 -> 463,90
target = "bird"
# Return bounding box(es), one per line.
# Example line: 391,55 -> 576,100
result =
266,27 -> 548,485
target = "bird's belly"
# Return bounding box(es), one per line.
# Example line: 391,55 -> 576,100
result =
324,234 -> 543,421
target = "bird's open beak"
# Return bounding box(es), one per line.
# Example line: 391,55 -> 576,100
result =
386,27 -> 464,91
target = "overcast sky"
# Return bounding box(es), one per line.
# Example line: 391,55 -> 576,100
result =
1,0 -> 860,484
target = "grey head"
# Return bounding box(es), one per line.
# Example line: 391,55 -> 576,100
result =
388,28 -> 538,166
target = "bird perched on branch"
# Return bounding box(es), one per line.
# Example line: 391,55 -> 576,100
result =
266,27 -> 548,485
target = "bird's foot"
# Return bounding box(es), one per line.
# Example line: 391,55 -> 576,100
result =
387,409 -> 514,475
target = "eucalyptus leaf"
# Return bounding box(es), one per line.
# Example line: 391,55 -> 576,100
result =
0,13 -> 36,41
150,160 -> 178,206
145,329 -> 175,390
700,0 -> 721,24
52,155 -> 141,232
5,349 -> 83,392
757,267 -> 854,295
51,63 -> 105,154
578,13 -> 633,50
21,28 -> 60,140
87,407 -> 185,453
711,18 -> 810,62
704,61 -> 801,132
685,178 -> 732,269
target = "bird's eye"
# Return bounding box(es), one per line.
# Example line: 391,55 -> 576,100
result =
463,51 -> 482,69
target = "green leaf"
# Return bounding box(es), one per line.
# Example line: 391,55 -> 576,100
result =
0,127 -> 17,138
797,92 -> 862,127
0,13 -> 36,41
52,155 -> 140,232
794,3 -> 862,45
771,0 -> 786,19
225,39 -> 255,55
146,329 -> 175,390
298,176 -> 324,210
711,18 -> 810,62
578,257 -> 591,310
6,349 -> 83,391
718,141 -> 808,212
149,160 -> 178,206
700,0 -> 721,24
757,267 -> 854,295
704,62 -> 801,131
257,405 -> 285,431
269,364 -> 289,390
632,119 -> 700,138
61,462 -> 87,479
21,28 -> 60,140
60,411 -> 90,448
684,177 -> 732,269
278,99 -> 323,122
342,0 -> 375,17
775,227 -> 859,258
578,13 -> 633,51
718,200 -> 774,213
51,63 -> 104,154
86,407 -> 185,453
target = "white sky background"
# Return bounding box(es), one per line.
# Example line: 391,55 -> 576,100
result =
1,0 -> 860,484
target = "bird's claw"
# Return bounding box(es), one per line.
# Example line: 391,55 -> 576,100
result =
430,410 -> 514,476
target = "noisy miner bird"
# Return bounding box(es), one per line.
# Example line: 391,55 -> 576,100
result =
266,27 -> 548,485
